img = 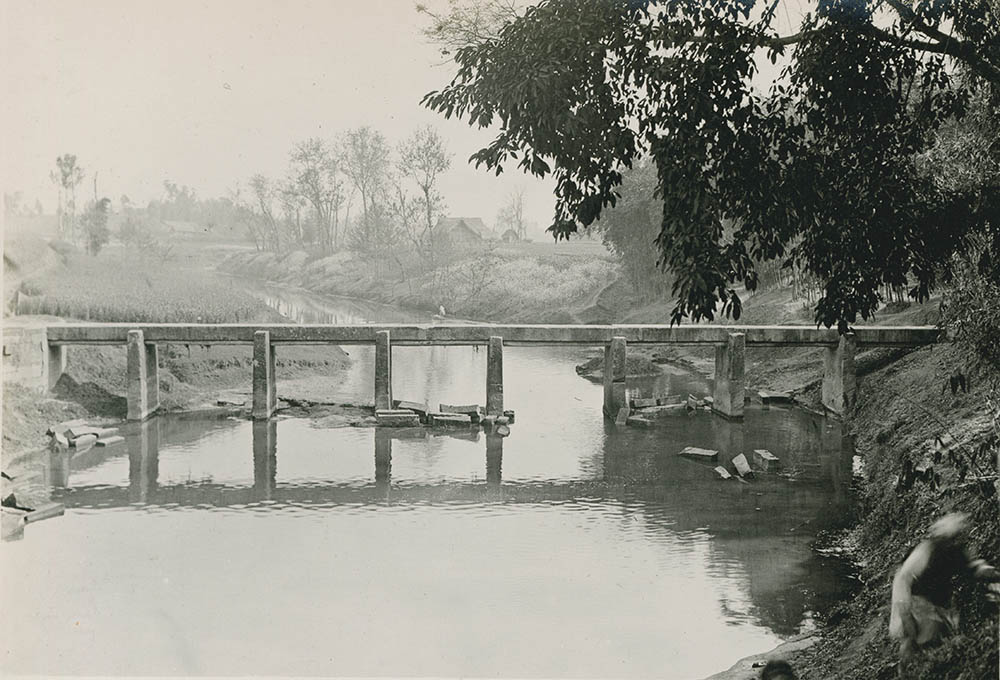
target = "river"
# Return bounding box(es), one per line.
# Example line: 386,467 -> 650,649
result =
1,283 -> 858,678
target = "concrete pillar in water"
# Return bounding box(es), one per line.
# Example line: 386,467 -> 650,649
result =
712,332 -> 745,419
145,343 -> 160,415
603,336 -> 627,418
46,334 -> 66,391
128,419 -> 160,504
486,433 -> 503,490
252,330 -> 277,420
127,330 -> 159,421
374,330 -> 392,411
486,336 -> 504,416
252,419 -> 277,501
375,431 -> 392,498
822,332 -> 857,416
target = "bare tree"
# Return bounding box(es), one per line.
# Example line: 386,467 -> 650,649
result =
399,125 -> 451,264
248,174 -> 282,252
50,154 -> 85,242
288,138 -> 345,253
343,126 -> 391,249
496,186 -> 526,240
415,0 -> 522,53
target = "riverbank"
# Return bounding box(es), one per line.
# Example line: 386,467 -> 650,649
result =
218,243 -> 618,323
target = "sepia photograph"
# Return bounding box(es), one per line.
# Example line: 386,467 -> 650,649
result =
2,1 -> 998,678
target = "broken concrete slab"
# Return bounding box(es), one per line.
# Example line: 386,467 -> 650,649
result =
679,446 -> 719,461
495,424 -> 511,437
657,394 -> 684,406
47,419 -> 86,436
375,410 -> 421,427
66,425 -> 101,439
216,397 -> 246,406
614,407 -> 630,426
93,427 -> 119,439
24,503 -> 64,524
752,449 -> 780,471
733,453 -> 753,478
503,409 -> 515,423
713,466 -> 733,480
394,400 -> 430,416
429,413 -> 473,428
440,404 -> 482,423
630,397 -> 658,409
69,434 -> 97,448
96,435 -> 125,447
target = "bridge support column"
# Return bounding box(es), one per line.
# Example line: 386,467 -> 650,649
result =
713,332 -> 745,419
46,340 -> 66,391
822,332 -> 856,416
252,330 -> 277,420
252,419 -> 277,500
375,431 -> 392,495
375,330 -> 392,411
127,330 -> 159,421
486,433 -> 503,493
603,336 -> 627,418
486,336 -> 504,416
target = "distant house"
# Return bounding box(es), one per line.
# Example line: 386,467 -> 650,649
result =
435,217 -> 494,243
500,228 -> 520,243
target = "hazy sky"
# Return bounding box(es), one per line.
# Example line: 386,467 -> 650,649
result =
2,0 -> 557,234
3,0 -> 805,235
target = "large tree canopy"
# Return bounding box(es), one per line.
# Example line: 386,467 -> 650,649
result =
422,0 -> 1000,330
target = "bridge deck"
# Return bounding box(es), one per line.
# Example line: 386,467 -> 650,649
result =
44,323 -> 939,347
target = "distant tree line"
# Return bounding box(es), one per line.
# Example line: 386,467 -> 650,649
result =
234,125 -> 453,276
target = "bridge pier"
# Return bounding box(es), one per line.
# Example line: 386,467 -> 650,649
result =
486,433 -> 503,494
486,336 -> 504,416
47,340 -> 66,391
713,332 -> 745,419
252,419 -> 278,500
822,333 -> 856,416
375,330 -> 393,411
603,336 -> 627,418
126,330 -> 159,421
252,330 -> 277,420
127,419 -> 160,503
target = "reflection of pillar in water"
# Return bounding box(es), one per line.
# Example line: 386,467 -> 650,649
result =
252,420 -> 278,501
48,446 -> 71,489
486,433 -> 503,490
712,416 -> 745,468
822,418 -> 852,515
375,431 -> 392,498
128,419 -> 160,503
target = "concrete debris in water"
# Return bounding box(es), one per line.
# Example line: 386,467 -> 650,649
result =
732,453 -> 753,478
753,449 -> 781,471
679,446 -> 718,461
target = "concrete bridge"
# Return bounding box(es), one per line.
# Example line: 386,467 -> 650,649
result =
39,323 -> 939,421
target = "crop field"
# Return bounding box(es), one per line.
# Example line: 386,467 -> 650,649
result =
17,250 -> 275,323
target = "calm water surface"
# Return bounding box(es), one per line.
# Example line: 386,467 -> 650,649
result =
1,285 -> 857,678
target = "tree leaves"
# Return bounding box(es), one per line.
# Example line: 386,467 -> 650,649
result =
422,0 -> 999,329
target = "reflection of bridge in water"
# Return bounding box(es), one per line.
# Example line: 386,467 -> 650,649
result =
48,415 -> 857,637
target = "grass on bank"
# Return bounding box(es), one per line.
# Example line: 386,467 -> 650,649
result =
16,245 -> 275,323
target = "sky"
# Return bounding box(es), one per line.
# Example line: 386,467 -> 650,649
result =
2,0 -> 556,235
2,0 -> 806,236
